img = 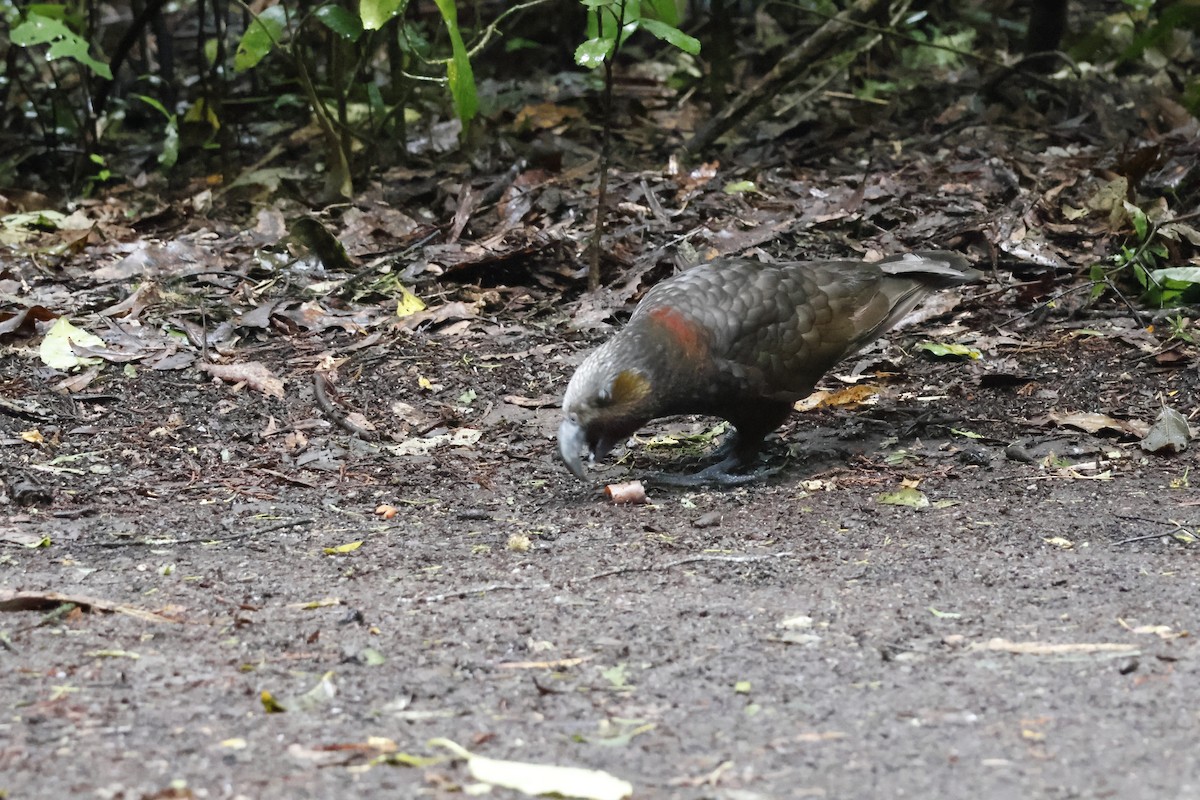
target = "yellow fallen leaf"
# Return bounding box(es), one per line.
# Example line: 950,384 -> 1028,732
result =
261,690 -> 285,713
396,285 -> 426,318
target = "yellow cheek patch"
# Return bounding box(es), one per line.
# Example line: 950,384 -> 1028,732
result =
611,369 -> 651,406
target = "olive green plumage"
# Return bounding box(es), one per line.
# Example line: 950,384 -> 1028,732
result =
559,251 -> 980,485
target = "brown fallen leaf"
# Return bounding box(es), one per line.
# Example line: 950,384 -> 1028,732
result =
503,394 -> 559,409
200,361 -> 285,398
0,590 -> 178,623
1044,411 -> 1149,438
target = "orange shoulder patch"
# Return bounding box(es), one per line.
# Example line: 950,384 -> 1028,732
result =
647,306 -> 708,357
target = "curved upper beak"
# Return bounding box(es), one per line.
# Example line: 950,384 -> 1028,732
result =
557,418 -> 589,479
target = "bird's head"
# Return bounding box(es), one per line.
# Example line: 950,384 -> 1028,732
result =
558,355 -> 655,480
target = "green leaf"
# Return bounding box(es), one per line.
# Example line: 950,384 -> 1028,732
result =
636,18 -> 701,54
360,0 -> 408,30
11,14 -> 113,78
134,95 -> 180,169
1126,201 -> 1148,240
586,0 -> 642,45
504,36 -> 541,52
575,36 -> 615,68
723,180 -> 757,195
1149,267 -> 1200,286
315,4 -> 363,40
642,0 -> 678,25
432,0 -> 478,127
234,5 -> 287,72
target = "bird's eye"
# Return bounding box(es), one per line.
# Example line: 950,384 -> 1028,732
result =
596,387 -> 612,407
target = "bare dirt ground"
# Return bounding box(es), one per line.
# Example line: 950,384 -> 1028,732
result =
2,287 -> 1198,799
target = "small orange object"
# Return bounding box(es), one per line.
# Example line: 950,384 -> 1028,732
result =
375,504 -> 398,519
604,481 -> 647,505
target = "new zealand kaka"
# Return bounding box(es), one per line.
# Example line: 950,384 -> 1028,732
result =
558,251 -> 981,485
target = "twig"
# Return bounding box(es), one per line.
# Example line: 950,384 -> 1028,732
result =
313,371 -> 381,442
1111,532 -> 1176,546
772,0 -> 1007,68
587,0 -> 627,293
1111,513 -> 1194,546
684,0 -> 891,154
995,282 -> 1094,329
403,583 -> 547,604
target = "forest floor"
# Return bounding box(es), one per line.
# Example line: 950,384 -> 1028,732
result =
3,55 -> 1200,800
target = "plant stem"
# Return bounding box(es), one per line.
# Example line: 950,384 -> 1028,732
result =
588,0 -> 626,293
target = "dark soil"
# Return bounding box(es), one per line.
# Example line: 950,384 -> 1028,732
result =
3,302 -> 1198,799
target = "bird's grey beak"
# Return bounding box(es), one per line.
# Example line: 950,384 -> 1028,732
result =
557,418 -> 589,480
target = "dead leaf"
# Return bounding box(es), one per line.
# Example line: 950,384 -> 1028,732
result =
503,394 -> 559,409
1045,411 -> 1149,438
1140,406 -> 1191,454
0,590 -> 177,623
201,361 -> 285,398
795,384 -> 880,411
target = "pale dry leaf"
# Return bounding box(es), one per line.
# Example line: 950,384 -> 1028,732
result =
201,361 -> 285,398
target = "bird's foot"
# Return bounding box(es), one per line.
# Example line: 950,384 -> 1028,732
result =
642,457 -> 781,488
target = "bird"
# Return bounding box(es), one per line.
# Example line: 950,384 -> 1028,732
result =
558,251 -> 981,486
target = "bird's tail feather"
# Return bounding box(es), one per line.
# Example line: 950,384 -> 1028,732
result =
877,251 -> 983,286
846,252 -> 980,351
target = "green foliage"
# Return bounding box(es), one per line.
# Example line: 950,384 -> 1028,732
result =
575,0 -> 700,72
1120,2 -> 1200,64
313,5 -> 362,41
10,8 -> 113,78
83,153 -> 113,196
229,0 -> 480,142
1093,211 -> 1200,308
432,0 -> 478,129
360,0 -> 408,31
901,27 -> 974,71
134,95 -> 180,168
233,5 -> 288,72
